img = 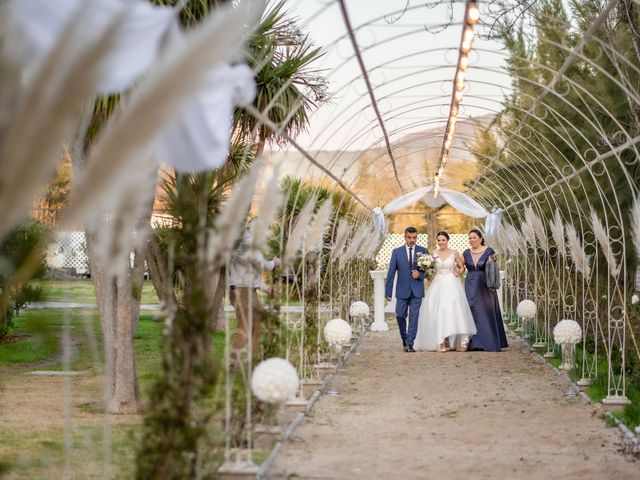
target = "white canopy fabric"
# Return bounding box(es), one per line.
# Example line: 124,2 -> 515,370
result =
154,62 -> 256,172
383,186 -> 489,218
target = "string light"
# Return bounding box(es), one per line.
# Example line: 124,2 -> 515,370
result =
433,0 -> 479,197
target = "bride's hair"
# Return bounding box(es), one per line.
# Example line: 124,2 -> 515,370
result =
468,228 -> 486,246
436,231 -> 450,240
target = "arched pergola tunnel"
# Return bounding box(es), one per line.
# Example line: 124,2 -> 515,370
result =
1,0 -> 639,476
243,0 -> 640,455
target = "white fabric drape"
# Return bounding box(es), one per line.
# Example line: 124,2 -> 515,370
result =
372,207 -> 386,236
154,63 -> 256,172
383,186 -> 489,218
4,0 -> 177,94
485,208 -> 503,236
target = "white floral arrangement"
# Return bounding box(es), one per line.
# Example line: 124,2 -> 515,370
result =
416,252 -> 436,277
516,299 -> 537,319
553,319 -> 582,345
632,294 -> 639,305
324,318 -> 353,346
349,301 -> 370,318
251,358 -> 299,404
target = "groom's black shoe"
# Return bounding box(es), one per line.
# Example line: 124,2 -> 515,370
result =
404,345 -> 416,353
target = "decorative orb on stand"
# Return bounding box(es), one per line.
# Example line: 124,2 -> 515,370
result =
251,358 -> 299,431
323,318 -> 352,395
516,299 -> 537,353
349,301 -> 370,354
553,319 -> 582,371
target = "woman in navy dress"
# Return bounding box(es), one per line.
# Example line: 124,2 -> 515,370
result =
461,229 -> 508,351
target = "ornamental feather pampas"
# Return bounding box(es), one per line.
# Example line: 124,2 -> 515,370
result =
502,224 -> 518,256
89,157 -> 158,276
339,222 -> 371,268
565,223 -> 591,278
550,210 -> 565,257
283,194 -> 317,266
363,225 -> 383,260
508,225 -> 525,255
63,1 -> 256,228
330,219 -> 352,262
0,7 -> 123,237
305,198 -> 333,253
525,206 -> 548,250
520,216 -> 537,249
250,164 -> 283,253
206,159 -> 262,265
590,208 -> 619,276
631,196 -> 640,264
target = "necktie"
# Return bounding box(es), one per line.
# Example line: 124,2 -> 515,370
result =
408,247 -> 413,267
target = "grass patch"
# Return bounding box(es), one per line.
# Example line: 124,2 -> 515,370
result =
34,279 -> 159,304
0,313 -> 60,368
0,424 -> 141,479
505,308 -> 640,430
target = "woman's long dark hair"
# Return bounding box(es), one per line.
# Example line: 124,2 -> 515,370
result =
436,231 -> 450,240
468,229 -> 485,246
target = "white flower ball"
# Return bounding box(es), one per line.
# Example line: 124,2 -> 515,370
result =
251,358 -> 299,404
324,318 -> 353,346
516,299 -> 537,319
349,301 -> 370,318
632,294 -> 639,305
553,319 -> 582,345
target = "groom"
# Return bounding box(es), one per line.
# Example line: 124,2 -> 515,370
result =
385,226 -> 427,352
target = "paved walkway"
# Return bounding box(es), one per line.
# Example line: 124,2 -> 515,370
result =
269,327 -> 639,479
28,302 -> 322,313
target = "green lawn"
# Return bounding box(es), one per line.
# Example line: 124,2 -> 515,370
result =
0,307 -> 233,478
34,279 -> 160,304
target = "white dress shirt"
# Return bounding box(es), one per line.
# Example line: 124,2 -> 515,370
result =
405,244 -> 414,265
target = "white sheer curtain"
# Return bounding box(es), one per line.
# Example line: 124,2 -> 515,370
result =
383,186 -> 489,218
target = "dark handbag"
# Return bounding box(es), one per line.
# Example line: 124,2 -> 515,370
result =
485,255 -> 501,290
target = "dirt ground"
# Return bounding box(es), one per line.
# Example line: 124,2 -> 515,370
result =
269,327 -> 640,479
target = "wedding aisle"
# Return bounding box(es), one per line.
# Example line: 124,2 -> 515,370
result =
268,328 -> 639,479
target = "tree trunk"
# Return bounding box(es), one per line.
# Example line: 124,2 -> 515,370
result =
72,136 -> 155,414
145,232 -> 177,310
212,266 -> 226,332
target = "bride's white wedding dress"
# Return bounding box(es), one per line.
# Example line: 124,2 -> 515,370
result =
414,251 -> 477,351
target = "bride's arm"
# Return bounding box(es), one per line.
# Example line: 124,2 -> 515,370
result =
454,251 -> 466,276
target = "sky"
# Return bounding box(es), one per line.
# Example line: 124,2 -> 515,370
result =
280,0 -> 511,153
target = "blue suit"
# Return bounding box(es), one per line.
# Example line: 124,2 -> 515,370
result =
385,244 -> 427,347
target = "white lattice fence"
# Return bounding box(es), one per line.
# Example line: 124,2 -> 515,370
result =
46,231 -> 89,275
375,233 -> 469,268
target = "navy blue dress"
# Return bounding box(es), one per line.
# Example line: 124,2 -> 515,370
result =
464,247 -> 508,352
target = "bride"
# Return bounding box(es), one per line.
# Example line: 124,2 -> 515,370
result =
414,231 -> 477,352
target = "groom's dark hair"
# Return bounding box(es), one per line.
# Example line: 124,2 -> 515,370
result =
404,226 -> 418,235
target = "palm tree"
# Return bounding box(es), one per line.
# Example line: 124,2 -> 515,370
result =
235,0 -> 329,156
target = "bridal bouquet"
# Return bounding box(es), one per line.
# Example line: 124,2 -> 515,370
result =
416,252 -> 436,277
